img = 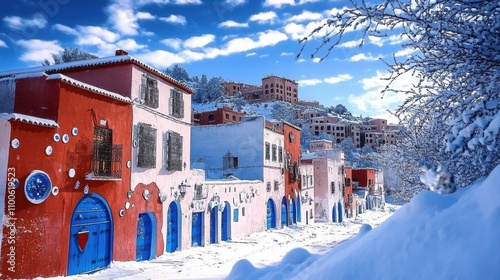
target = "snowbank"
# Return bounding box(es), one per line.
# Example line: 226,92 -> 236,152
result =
227,165 -> 500,280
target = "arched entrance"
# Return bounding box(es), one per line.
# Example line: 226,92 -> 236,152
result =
332,204 -> 338,223
289,198 -> 296,224
266,199 -> 276,229
136,212 -> 157,261
297,196 -> 301,223
68,194 -> 113,275
337,202 -> 343,222
166,201 -> 181,253
210,205 -> 219,244
281,197 -> 288,227
221,201 -> 231,241
192,211 -> 204,247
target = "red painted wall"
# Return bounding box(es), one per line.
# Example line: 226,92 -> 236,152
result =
352,168 -> 376,188
283,123 -> 301,200
1,78 -> 134,278
13,78 -> 60,121
344,167 -> 353,205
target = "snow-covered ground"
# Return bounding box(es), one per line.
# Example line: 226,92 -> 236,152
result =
39,206 -> 397,280
40,164 -> 500,280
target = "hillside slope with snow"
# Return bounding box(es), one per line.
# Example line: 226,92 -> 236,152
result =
227,165 -> 500,280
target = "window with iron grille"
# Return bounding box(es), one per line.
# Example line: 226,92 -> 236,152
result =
274,180 -> 279,191
267,182 -> 271,192
140,74 -> 159,108
92,126 -> 122,178
170,89 -> 184,118
265,142 -> 270,160
290,162 -> 298,182
278,146 -> 283,162
272,144 -> 277,161
167,131 -> 183,171
137,123 -> 157,168
331,182 -> 335,194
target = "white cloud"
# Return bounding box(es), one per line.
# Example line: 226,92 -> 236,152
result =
260,54 -> 269,58
116,39 -> 146,51
221,30 -> 288,55
280,52 -> 293,56
296,58 -> 306,63
286,11 -> 323,23
350,52 -> 382,62
136,12 -> 155,20
298,79 -> 322,86
183,34 -> 215,49
218,20 -> 249,28
107,4 -> 138,35
246,52 -> 256,57
16,39 -> 63,63
263,0 -> 294,8
76,26 -> 119,46
224,0 -> 246,6
3,14 -> 47,30
137,50 -> 186,69
394,48 -> 417,57
0,40 -> 7,48
159,15 -> 187,25
136,0 -> 202,5
324,74 -> 353,84
338,39 -> 363,48
161,38 -> 183,50
368,36 -> 384,47
298,0 -> 320,3
283,20 -> 328,40
348,70 -> 416,123
53,24 -> 79,36
312,57 -> 321,63
249,11 -> 278,24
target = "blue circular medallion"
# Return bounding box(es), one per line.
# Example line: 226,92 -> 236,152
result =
24,170 -> 52,204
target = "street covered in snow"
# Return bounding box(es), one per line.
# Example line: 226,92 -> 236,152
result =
41,205 -> 398,280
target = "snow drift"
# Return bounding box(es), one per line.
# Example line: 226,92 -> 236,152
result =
227,165 -> 500,280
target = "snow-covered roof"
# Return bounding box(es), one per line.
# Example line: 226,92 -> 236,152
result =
0,113 -> 58,127
0,55 -> 193,93
46,74 -> 132,104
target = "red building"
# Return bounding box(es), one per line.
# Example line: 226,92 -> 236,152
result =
0,73 -> 135,278
282,121 -> 302,224
352,168 -> 376,189
343,166 -> 354,217
192,107 -> 245,125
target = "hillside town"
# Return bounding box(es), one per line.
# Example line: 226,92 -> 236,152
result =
0,50 -> 385,278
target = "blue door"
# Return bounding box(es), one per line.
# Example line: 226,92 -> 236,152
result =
136,213 -> 156,261
333,204 -> 338,223
289,199 -> 295,225
166,201 -> 180,253
221,202 -> 231,241
338,202 -> 343,222
281,197 -> 287,227
192,212 -> 203,247
210,206 -> 218,244
68,194 -> 113,275
266,199 -> 276,229
297,197 -> 301,223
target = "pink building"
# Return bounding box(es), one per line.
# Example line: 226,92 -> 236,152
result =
261,75 -> 298,103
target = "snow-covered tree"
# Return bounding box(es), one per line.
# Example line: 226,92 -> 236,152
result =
299,0 -> 499,189
42,48 -> 97,65
271,102 -> 294,123
192,75 -> 224,103
164,65 -> 191,83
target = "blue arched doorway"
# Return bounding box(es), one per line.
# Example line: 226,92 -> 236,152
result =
68,194 -> 113,275
167,201 -> 181,253
332,204 -> 338,223
136,212 -> 157,261
192,211 -> 204,247
281,197 -> 288,227
297,196 -> 301,223
266,199 -> 276,229
210,205 -> 219,244
221,201 -> 231,241
289,198 -> 296,224
337,202 -> 343,222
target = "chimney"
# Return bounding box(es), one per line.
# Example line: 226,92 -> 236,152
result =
116,49 -> 128,56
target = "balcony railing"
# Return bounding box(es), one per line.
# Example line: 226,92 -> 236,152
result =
90,144 -> 123,180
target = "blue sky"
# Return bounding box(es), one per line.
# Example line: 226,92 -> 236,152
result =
0,0 -> 416,123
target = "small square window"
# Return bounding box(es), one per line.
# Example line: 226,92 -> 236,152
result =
234,209 -> 239,222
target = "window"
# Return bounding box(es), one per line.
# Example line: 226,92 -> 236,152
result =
223,151 -> 238,170
92,126 -> 122,178
232,115 -> 236,121
309,175 -> 313,185
166,131 -> 183,171
234,209 -> 239,222
302,175 -> 306,187
265,142 -> 270,160
278,146 -> 283,163
272,144 -> 277,161
140,74 -> 159,108
274,180 -> 279,191
331,182 -> 335,194
225,113 -> 229,120
267,182 -> 271,192
169,89 -> 184,118
290,163 -> 298,182
242,207 -> 245,216
208,114 -> 215,122
137,123 -> 156,168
